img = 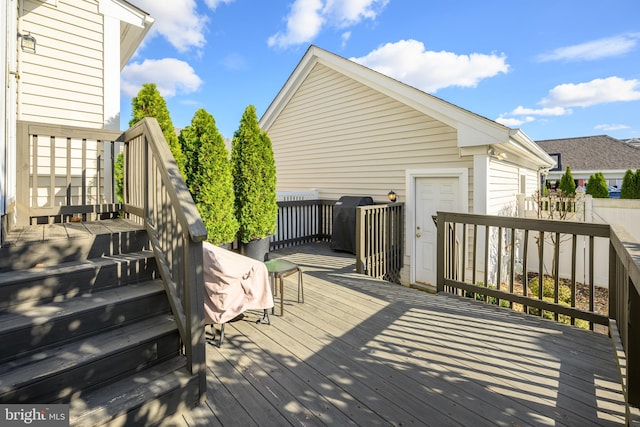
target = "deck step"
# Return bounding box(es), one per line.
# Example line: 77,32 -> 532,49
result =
0,251 -> 157,309
0,220 -> 149,272
0,280 -> 168,363
0,220 -> 200,423
0,314 -> 180,404
70,358 -> 199,427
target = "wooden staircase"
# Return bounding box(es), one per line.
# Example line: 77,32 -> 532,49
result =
0,219 -> 201,426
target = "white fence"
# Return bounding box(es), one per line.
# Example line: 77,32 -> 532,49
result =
517,193 -> 640,288
276,190 -> 319,201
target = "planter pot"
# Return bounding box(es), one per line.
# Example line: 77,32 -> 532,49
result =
240,236 -> 271,261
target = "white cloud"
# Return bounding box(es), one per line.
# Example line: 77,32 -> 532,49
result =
541,76 -> 640,108
268,0 -> 325,48
350,39 -> 509,93
537,33 -> 640,62
595,123 -> 630,131
495,116 -> 535,127
341,31 -> 351,48
204,0 -> 235,9
497,76 -> 640,128
323,0 -> 389,27
510,106 -> 570,116
121,58 -> 203,98
132,0 -> 208,53
268,0 -> 388,49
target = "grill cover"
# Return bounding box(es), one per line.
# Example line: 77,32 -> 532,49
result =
330,196 -> 374,254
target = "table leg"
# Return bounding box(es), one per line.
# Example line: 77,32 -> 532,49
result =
279,275 -> 284,316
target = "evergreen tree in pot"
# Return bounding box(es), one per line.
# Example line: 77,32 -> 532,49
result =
130,83 -> 186,178
231,105 -> 278,260
180,109 -> 238,245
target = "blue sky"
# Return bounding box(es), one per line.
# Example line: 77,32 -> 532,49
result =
121,0 -> 640,142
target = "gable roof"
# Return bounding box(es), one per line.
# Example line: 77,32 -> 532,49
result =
260,45 -> 554,169
536,135 -> 640,171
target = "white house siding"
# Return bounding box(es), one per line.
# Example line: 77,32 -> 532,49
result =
18,0 -> 104,128
267,63 -> 473,204
487,160 -> 521,216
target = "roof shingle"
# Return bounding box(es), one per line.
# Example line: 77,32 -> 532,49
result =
536,135 -> 640,171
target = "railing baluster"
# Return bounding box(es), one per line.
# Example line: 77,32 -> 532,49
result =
523,228 -> 529,313
589,235 -> 595,330
554,232 -> 560,322
484,225 -> 490,302
538,230 -> 544,317
571,234 -> 577,325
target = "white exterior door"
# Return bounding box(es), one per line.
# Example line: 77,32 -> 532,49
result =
414,177 -> 460,285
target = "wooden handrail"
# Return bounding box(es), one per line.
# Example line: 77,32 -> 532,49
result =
120,117 -> 207,402
121,119 -> 207,242
609,224 -> 640,418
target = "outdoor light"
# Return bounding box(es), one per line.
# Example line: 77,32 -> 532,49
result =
387,190 -> 397,202
19,32 -> 37,53
488,148 -> 507,161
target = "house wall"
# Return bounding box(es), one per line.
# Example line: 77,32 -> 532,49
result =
3,0 -> 19,234
18,0 -> 105,128
267,63 -> 474,205
488,160 -> 539,215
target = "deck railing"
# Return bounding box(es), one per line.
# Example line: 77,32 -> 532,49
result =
436,211 -> 640,421
120,118 -> 207,402
14,121 -> 123,225
271,199 -> 404,283
271,199 -> 334,250
14,119 -> 208,403
356,203 -> 404,283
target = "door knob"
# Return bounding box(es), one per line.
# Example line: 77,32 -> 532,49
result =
416,233 -> 421,238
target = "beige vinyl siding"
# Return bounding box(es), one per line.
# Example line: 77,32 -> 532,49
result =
523,169 -> 539,198
19,0 -> 104,128
268,63 -> 472,203
487,160 -> 523,216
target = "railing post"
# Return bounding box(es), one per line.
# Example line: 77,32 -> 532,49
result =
185,237 -> 206,403
436,212 -> 444,293
14,122 -> 31,227
355,206 -> 365,274
630,281 -> 640,406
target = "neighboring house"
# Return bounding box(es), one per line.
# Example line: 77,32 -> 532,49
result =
536,135 -> 640,190
1,0 -> 153,238
260,45 -> 555,287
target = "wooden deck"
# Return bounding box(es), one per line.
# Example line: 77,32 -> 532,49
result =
175,243 -> 626,427
1,225 -> 626,426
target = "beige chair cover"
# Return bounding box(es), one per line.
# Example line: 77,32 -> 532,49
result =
202,241 -> 274,324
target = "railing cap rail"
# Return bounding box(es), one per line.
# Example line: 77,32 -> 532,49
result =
437,211 -> 610,237
18,120 -> 123,141
610,224 -> 640,295
123,118 -> 207,242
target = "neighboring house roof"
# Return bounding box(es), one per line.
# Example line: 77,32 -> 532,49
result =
536,135 -> 640,171
260,45 -> 554,170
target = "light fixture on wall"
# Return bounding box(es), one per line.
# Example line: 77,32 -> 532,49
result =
18,32 -> 37,53
488,148 -> 507,161
387,190 -> 397,203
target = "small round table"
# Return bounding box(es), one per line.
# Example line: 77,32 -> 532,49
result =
264,258 -> 304,316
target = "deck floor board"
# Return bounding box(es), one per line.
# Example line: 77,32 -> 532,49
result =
178,243 -> 626,426
7,226 -> 623,426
